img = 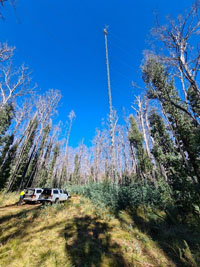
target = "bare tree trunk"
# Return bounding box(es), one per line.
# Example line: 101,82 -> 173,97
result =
138,98 -> 151,158
6,114 -> 37,192
144,100 -> 168,182
59,111 -> 75,186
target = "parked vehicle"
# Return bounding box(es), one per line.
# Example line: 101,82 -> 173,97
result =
38,188 -> 69,204
24,188 -> 43,203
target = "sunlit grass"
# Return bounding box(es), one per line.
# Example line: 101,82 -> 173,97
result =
0,192 -> 19,207
0,193 -> 194,266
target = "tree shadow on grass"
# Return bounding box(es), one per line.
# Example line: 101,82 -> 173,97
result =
0,204 -> 42,224
0,202 -> 19,209
0,202 -> 40,209
62,215 -> 130,267
0,205 -> 42,245
116,208 -> 200,267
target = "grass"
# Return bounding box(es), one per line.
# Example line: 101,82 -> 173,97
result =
0,192 -> 19,206
0,193 -> 199,267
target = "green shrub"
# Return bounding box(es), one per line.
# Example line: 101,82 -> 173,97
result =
65,181 -> 173,214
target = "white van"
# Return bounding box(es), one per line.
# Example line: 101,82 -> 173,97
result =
24,188 -> 43,203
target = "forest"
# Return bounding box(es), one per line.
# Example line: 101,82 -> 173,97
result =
1,0 -> 200,266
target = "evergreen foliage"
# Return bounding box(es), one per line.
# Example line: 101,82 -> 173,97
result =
45,143 -> 60,187
0,104 -> 14,189
0,104 -> 13,162
10,119 -> 38,191
188,86 -> 200,119
143,58 -> 200,182
148,111 -> 183,181
142,59 -> 200,213
66,181 -> 172,214
128,115 -> 153,180
71,154 -> 81,185
0,136 -> 16,188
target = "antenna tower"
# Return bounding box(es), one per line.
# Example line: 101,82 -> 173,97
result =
104,26 -> 116,182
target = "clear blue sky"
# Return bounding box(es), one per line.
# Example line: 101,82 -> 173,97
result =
0,0 -> 193,147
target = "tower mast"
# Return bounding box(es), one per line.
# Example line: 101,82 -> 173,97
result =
104,27 -> 116,182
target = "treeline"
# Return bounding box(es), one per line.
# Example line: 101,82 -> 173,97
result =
1,1 -> 200,217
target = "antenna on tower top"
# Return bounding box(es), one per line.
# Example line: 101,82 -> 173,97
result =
104,25 -> 109,35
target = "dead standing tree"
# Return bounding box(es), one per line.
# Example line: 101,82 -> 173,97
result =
32,122 -> 61,187
131,96 -> 159,184
144,100 -> 168,182
92,129 -> 104,182
59,110 -> 76,185
30,90 -> 61,187
0,43 -> 14,63
5,89 -> 61,191
151,0 -> 200,104
5,112 -> 38,192
33,89 -> 61,155
131,96 -> 151,159
0,43 -> 33,109
0,62 -> 34,108
79,144 -> 91,184
122,112 -> 137,175
115,125 -> 133,183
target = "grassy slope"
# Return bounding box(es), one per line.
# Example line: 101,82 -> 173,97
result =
0,193 -> 179,267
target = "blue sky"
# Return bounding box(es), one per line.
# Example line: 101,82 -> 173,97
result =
0,0 -> 194,147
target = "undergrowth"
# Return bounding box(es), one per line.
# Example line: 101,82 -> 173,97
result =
66,180 -> 173,214
65,181 -> 200,266
1,187 -> 200,266
0,193 -> 173,267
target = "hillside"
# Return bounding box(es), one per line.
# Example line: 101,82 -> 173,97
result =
0,193 -> 179,267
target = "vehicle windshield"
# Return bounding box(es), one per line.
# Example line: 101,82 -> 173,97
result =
42,189 -> 51,195
25,189 -> 35,195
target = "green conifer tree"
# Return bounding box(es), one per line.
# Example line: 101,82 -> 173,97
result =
128,115 -> 153,181
71,154 -> 81,185
45,143 -> 59,187
142,58 -> 200,183
0,104 -> 14,189
10,119 -> 38,191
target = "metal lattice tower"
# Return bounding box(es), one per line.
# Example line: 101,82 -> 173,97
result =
104,27 -> 116,182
